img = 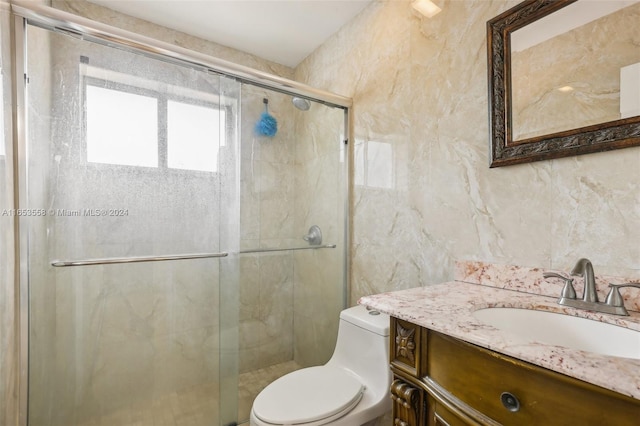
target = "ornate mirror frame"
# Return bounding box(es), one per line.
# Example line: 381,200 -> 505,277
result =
487,0 -> 640,167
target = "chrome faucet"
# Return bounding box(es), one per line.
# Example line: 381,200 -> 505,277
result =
543,258 -> 635,316
570,258 -> 598,303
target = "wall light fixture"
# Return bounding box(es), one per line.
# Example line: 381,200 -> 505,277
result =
412,0 -> 442,18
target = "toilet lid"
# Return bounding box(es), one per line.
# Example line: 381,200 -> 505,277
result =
253,366 -> 365,425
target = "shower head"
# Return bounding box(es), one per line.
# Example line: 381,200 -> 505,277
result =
292,97 -> 311,111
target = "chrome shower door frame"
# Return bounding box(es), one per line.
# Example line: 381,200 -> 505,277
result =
9,2 -> 353,426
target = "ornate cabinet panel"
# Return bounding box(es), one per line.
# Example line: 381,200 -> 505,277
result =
390,379 -> 423,426
390,317 -> 424,377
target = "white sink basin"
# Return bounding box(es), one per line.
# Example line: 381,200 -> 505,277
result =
472,308 -> 640,359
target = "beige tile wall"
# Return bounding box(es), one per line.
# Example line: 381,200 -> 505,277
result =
238,86 -> 298,373
292,102 -> 346,367
238,85 -> 346,371
295,0 -> 640,306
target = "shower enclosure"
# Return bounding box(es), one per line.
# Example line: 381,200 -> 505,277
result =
2,3 -> 350,425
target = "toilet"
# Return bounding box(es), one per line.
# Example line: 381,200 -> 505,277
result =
250,305 -> 391,426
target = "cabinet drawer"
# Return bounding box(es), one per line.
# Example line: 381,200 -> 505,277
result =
391,317 -> 424,376
427,396 -> 474,426
426,330 -> 640,425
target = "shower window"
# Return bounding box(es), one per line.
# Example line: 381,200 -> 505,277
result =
84,65 -> 227,172
167,100 -> 226,172
86,84 -> 158,167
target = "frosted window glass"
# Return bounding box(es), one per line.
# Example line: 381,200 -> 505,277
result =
167,100 -> 225,172
86,85 -> 158,167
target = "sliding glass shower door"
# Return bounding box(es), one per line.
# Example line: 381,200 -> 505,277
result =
22,23 -> 239,426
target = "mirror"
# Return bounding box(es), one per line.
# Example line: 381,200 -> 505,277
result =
488,0 -> 640,167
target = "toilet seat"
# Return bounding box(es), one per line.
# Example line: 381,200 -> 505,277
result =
252,365 -> 365,425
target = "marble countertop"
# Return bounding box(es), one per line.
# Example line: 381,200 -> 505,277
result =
358,281 -> 640,400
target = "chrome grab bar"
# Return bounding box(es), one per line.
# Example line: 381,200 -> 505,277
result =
240,244 -> 336,254
51,252 -> 229,267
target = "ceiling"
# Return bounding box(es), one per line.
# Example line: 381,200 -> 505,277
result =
87,0 -> 373,68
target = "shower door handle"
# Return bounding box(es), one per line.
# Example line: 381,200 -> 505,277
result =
51,251 -> 228,267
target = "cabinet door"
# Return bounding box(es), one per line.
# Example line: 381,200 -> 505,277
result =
391,378 -> 423,426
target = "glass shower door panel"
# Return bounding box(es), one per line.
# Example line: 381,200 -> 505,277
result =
24,24 -> 239,426
0,8 -> 17,425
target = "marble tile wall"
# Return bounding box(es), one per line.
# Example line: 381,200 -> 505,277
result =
292,101 -> 346,368
238,86 -> 297,372
295,0 -> 640,305
238,85 -> 347,371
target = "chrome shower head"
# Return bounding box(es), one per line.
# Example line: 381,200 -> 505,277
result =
292,97 -> 311,111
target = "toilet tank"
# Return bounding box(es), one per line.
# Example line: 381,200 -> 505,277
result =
327,305 -> 390,392
339,305 -> 390,337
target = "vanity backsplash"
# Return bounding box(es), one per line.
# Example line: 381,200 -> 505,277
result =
454,261 -> 640,313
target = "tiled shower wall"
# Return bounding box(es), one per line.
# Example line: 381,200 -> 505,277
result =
294,0 -> 640,305
238,87 -> 299,373
292,102 -> 346,368
238,86 -> 346,372
1,2 -> 348,424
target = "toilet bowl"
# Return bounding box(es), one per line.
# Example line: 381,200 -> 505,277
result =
250,305 -> 391,426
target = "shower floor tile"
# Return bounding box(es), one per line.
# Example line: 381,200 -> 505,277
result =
75,360 -> 301,426
237,360 -> 301,421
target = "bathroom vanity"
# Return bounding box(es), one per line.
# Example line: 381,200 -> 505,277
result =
388,319 -> 638,425
359,262 -> 640,425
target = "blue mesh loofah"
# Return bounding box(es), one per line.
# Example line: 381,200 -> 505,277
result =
255,98 -> 278,137
255,112 -> 278,137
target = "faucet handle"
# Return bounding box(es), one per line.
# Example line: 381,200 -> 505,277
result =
605,283 -> 640,307
543,272 -> 576,299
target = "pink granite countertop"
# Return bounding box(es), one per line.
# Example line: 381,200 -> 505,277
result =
358,281 -> 640,400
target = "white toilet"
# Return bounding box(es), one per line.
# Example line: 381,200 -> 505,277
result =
250,305 -> 391,426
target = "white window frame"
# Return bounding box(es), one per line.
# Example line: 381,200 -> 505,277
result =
81,62 -> 231,174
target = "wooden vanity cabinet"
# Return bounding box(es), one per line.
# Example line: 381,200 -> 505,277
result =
389,317 -> 640,426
